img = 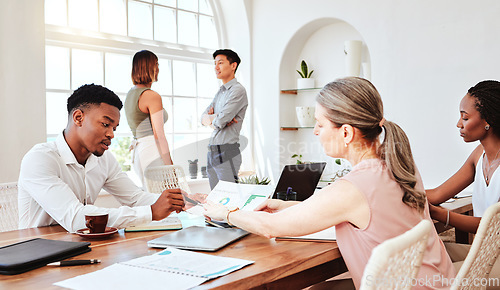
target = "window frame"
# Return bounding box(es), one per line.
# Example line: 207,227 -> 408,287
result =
44,0 -> 223,173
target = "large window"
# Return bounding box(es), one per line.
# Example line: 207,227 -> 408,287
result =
44,0 -> 220,176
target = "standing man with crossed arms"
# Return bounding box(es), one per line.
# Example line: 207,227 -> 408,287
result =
201,49 -> 248,189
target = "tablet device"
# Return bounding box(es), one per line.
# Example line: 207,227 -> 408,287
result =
273,162 -> 326,201
147,226 -> 249,252
0,238 -> 91,275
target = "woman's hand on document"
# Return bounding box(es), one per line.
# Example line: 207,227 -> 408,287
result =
203,201 -> 229,222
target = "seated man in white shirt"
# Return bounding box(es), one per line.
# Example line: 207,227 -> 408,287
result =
18,84 -> 185,232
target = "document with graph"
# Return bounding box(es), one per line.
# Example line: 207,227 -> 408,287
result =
187,181 -> 274,216
54,248 -> 253,290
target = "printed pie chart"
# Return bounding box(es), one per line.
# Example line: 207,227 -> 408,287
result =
219,197 -> 230,205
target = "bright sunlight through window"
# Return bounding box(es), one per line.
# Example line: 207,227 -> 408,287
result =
44,0 -> 220,175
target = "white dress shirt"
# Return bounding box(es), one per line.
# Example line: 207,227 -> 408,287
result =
201,78 -> 248,145
18,134 -> 159,232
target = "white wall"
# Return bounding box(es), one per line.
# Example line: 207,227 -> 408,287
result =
0,1 -> 46,183
247,0 -> 500,187
2,0 -> 500,189
216,0 -> 254,172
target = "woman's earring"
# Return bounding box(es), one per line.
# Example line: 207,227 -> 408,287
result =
344,143 -> 348,148
486,125 -> 490,131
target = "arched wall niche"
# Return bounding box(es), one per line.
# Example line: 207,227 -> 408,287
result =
278,18 -> 371,174
279,17 -> 370,90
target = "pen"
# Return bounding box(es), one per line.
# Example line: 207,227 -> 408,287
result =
47,259 -> 101,266
184,194 -> 201,205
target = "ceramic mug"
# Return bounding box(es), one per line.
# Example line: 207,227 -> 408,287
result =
85,213 -> 108,233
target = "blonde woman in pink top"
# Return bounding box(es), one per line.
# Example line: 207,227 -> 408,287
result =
204,77 -> 455,289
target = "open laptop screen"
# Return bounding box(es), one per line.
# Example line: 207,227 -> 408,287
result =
273,162 -> 327,201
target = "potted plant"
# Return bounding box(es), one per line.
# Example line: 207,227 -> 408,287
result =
291,154 -> 303,164
239,175 -> 271,185
295,60 -> 316,127
296,60 -> 315,89
331,158 -> 351,181
290,153 -> 317,165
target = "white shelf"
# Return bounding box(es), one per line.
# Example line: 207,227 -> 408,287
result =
280,88 -> 322,94
280,126 -> 314,131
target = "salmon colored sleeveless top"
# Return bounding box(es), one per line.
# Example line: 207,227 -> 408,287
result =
336,159 -> 455,289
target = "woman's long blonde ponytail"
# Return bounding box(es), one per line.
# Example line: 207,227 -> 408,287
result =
316,77 -> 425,213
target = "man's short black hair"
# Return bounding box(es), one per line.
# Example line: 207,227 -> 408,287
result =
67,84 -> 123,114
213,49 -> 241,72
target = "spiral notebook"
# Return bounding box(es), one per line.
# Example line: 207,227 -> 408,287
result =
54,248 -> 254,290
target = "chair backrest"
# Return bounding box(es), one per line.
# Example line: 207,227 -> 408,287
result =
452,202 -> 500,290
143,165 -> 191,195
359,219 -> 433,290
0,182 -> 19,232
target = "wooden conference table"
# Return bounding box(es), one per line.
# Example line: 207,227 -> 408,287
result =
0,198 -> 473,289
0,216 -> 346,290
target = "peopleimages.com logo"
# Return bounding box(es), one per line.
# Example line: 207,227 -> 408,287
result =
364,275 -> 500,288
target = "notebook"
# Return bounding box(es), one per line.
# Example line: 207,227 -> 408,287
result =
0,238 -> 91,275
273,162 -> 327,201
54,248 -> 254,290
147,226 -> 249,251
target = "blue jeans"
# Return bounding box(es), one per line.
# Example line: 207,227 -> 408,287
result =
207,144 -> 242,189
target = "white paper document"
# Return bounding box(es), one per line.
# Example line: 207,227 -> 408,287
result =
187,181 -> 274,216
54,248 -> 254,290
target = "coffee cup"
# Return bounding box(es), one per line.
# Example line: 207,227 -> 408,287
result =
85,213 -> 108,233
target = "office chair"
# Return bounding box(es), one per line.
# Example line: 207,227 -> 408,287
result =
143,165 -> 191,194
0,182 -> 18,232
451,202 -> 500,290
359,219 -> 433,290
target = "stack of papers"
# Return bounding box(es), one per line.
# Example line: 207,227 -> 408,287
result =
54,248 -> 254,290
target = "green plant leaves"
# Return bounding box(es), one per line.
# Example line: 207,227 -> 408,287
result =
296,60 -> 313,78
301,60 -> 308,78
239,175 -> 271,185
296,70 -> 305,78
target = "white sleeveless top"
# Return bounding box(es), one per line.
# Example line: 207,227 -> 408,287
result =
472,153 -> 500,217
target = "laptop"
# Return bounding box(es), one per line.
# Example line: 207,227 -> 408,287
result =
272,162 -> 326,201
147,226 -> 249,251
